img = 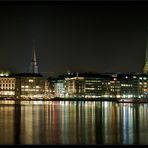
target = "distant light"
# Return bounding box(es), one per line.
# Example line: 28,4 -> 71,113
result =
0,72 -> 10,76
0,74 -> 4,76
29,79 -> 34,82
116,95 -> 121,98
125,76 -> 128,79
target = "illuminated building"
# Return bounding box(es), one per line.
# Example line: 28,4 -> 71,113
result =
44,80 -> 50,99
0,71 -> 15,98
83,74 -> 110,98
107,74 -> 121,98
0,72 -> 48,99
13,73 -> 45,99
65,74 -> 85,98
137,74 -> 148,98
48,72 -> 148,99
54,80 -> 65,98
52,72 -> 113,98
114,74 -> 138,98
47,77 -> 57,98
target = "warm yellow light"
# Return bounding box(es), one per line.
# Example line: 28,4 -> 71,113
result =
29,79 -> 34,82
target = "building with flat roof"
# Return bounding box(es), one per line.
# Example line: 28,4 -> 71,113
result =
0,71 -> 16,98
12,73 -> 46,99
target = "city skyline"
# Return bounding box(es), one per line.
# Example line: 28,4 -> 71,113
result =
1,1 -> 148,76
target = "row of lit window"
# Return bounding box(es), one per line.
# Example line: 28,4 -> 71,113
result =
84,80 -> 99,82
0,80 -> 15,83
110,86 -> 121,88
0,88 -> 15,90
139,82 -> 147,85
0,91 -> 15,95
56,88 -> 64,90
21,89 -> 40,92
85,82 -> 102,85
110,89 -> 120,92
85,88 -> 95,90
139,77 -> 147,80
85,80 -> 101,83
21,86 -> 40,88
0,84 -> 15,87
20,94 -> 44,98
55,86 -> 65,89
121,84 -> 132,87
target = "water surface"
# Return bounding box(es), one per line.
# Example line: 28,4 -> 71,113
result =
0,100 -> 148,144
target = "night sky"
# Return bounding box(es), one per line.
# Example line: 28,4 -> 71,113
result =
0,1 -> 148,76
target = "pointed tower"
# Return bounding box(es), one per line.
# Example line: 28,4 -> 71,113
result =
30,42 -> 39,73
144,27 -> 148,73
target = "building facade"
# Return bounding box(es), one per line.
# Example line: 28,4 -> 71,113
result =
0,74 -> 16,98
48,72 -> 148,99
54,80 -> 66,98
0,72 -> 47,99
14,73 -> 45,99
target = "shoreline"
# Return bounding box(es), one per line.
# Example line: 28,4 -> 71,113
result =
0,98 -> 148,103
0,98 -> 117,102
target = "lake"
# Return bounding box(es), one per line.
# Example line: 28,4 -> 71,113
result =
0,100 -> 148,144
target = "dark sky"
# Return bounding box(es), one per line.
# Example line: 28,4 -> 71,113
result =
0,1 -> 148,76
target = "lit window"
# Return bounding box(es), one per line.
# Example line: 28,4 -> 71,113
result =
29,79 -> 34,82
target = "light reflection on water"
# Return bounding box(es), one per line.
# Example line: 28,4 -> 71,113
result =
0,100 -> 148,144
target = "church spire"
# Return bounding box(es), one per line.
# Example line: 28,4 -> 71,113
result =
30,41 -> 39,73
144,27 -> 148,73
